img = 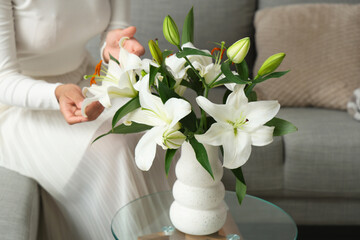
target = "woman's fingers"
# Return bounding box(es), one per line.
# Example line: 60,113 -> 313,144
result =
84,101 -> 104,121
123,38 -> 145,56
103,26 -> 145,61
60,97 -> 88,125
56,84 -> 104,125
118,26 -> 137,39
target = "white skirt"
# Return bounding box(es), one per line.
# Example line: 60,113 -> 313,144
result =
0,56 -> 176,240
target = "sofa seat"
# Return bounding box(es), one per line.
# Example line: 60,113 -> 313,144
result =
222,108 -> 360,225
224,108 -> 360,199
0,167 -> 39,240
278,108 -> 360,197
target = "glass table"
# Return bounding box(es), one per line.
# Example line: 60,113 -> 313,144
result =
111,191 -> 298,240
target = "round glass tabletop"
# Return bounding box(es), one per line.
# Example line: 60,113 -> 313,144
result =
111,191 -> 298,240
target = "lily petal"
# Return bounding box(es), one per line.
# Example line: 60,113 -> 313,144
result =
225,83 -> 236,91
165,54 -> 185,72
118,71 -> 137,91
121,51 -> 143,71
164,98 -> 191,128
106,59 -> 122,81
223,132 -> 251,169
203,63 -> 222,85
195,122 -> 231,146
137,76 -> 166,117
98,92 -> 112,108
251,126 -> 275,146
81,96 -> 100,117
196,96 -> 231,123
226,84 -> 248,109
126,106 -> 164,126
245,100 -> 280,128
135,127 -> 160,171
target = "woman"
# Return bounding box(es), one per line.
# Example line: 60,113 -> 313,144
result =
0,0 -> 175,239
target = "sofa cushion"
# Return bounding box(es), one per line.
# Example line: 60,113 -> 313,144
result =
226,108 -> 360,198
258,0 -> 360,9
253,3 -> 360,110
0,167 -> 39,240
277,108 -> 360,197
130,0 -> 257,70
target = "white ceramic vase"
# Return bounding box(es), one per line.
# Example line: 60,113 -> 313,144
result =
169,141 -> 227,235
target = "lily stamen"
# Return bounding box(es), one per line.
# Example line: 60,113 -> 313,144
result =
90,60 -> 103,85
210,47 -> 225,60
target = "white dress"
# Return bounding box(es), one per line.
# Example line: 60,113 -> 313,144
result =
0,1 -> 175,239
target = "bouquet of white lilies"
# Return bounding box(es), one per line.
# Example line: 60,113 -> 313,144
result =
82,8 -> 296,203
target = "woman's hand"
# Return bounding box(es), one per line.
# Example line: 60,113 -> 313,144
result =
102,26 -> 145,62
55,84 -> 104,125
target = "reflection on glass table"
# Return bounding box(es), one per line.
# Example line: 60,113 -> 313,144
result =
111,191 -> 298,240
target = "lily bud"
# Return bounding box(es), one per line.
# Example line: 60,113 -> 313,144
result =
163,15 -> 180,46
148,39 -> 163,64
162,127 -> 186,149
257,53 -> 286,77
226,37 -> 250,64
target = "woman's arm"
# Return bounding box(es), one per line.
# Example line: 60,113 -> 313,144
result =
0,0 -> 61,110
0,1 -> 105,124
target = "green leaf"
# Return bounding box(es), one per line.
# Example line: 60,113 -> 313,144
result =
149,65 -> 159,87
185,68 -> 203,94
112,96 -> 140,128
265,117 -> 298,136
221,62 -> 251,85
231,167 -> 247,205
92,122 -> 151,144
254,70 -> 290,84
162,50 -> 173,59
244,83 -> 256,98
206,116 -> 216,127
165,149 -> 177,177
182,7 -> 194,45
176,48 -> 213,59
92,132 -> 111,144
168,75 -> 177,89
180,111 -> 198,132
109,53 -> 119,65
180,79 -> 192,88
112,122 -> 152,134
235,60 -> 249,81
212,77 -> 232,87
158,79 -> 178,103
247,90 -> 257,102
188,138 -> 214,179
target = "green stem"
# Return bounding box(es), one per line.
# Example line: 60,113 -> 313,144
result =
185,56 -> 203,80
177,45 -> 206,84
208,59 -> 230,88
208,70 -> 223,88
176,45 -> 210,132
198,85 -> 209,132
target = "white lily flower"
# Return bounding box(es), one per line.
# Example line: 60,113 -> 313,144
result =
126,76 -> 191,171
195,85 -> 280,169
118,37 -> 158,74
82,38 -> 158,117
81,58 -> 138,117
191,62 -> 223,85
165,42 -> 213,95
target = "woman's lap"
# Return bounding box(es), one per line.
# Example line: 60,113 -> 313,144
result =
0,103 -> 176,239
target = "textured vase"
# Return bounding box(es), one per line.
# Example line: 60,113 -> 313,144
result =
169,141 -> 227,235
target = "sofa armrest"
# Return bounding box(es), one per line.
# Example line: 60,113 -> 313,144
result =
0,167 -> 40,240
